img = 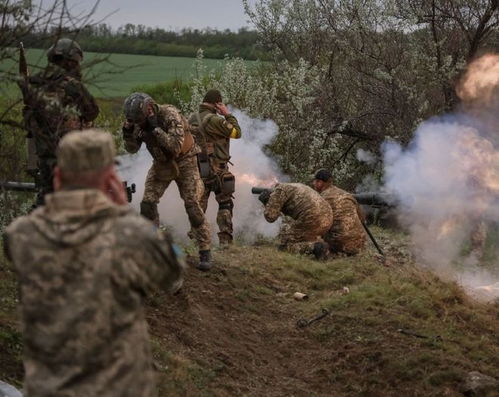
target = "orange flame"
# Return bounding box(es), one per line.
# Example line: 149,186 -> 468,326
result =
236,172 -> 278,187
457,54 -> 499,104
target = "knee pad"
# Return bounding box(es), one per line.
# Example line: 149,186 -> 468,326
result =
218,201 -> 233,212
140,201 -> 158,221
186,204 -> 204,228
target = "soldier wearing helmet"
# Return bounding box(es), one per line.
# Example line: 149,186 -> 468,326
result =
21,38 -> 99,206
122,93 -> 213,271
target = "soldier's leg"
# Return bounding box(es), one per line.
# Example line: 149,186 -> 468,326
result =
141,162 -> 172,226
281,220 -> 328,259
470,220 -> 488,258
35,156 -> 56,207
214,172 -> 235,245
175,156 -> 211,251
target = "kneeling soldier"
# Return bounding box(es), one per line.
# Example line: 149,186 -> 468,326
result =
312,169 -> 366,255
259,182 -> 333,259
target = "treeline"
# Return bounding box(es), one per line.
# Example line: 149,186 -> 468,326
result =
20,24 -> 267,60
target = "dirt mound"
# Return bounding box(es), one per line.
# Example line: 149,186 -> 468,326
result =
148,253 -> 338,396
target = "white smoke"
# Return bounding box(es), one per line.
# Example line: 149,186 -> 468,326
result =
118,108 -> 284,245
383,116 -> 499,300
356,148 -> 377,166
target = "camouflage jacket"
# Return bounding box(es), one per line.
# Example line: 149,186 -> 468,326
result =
321,185 -> 366,254
188,104 -> 241,164
264,183 -> 333,226
22,64 -> 99,158
124,104 -> 199,164
4,189 -> 185,397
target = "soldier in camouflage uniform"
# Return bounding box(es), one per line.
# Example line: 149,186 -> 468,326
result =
3,129 -> 185,397
259,183 -> 333,259
312,169 -> 366,255
189,89 -> 242,245
122,93 -> 212,270
20,38 -> 99,206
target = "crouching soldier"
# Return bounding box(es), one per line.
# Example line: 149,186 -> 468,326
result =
122,92 -> 212,270
259,183 -> 333,259
312,169 -> 366,255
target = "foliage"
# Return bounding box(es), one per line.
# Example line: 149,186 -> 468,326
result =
18,24 -> 268,61
240,0 -> 499,184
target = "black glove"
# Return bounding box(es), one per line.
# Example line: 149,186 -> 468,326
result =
146,113 -> 159,131
258,189 -> 271,205
122,122 -> 134,139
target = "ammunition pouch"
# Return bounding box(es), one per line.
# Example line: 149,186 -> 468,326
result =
220,172 -> 235,195
197,152 -> 212,179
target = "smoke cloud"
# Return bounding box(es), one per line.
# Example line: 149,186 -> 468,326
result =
382,54 -> 499,300
118,108 -> 284,245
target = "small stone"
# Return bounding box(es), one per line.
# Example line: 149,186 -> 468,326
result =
462,371 -> 499,396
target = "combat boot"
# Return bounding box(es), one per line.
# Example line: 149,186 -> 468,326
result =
312,242 -> 330,260
197,250 -> 212,271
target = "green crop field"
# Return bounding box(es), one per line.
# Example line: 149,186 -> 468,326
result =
1,48 -> 249,98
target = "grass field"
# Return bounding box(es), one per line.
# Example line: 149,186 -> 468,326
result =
0,48 -> 244,98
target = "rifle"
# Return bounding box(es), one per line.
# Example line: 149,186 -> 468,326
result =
0,181 -> 137,203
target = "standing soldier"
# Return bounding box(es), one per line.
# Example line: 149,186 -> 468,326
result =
20,38 -> 99,206
258,183 -> 333,259
3,129 -> 184,397
122,93 -> 213,270
189,89 -> 242,246
312,169 -> 366,255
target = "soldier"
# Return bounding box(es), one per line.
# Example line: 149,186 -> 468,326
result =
20,38 -> 99,206
3,129 -> 185,397
258,183 -> 333,259
189,89 -> 242,246
312,169 -> 366,255
122,93 -> 213,270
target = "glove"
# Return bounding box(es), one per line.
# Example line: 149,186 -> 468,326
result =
146,113 -> 159,131
258,189 -> 271,205
122,121 -> 134,139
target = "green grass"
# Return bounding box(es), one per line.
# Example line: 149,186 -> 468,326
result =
1,228 -> 498,395
0,48 -> 254,98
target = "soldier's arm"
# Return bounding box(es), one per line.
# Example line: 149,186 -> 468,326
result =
65,80 -> 99,122
264,186 -> 287,223
143,228 -> 186,294
206,114 -> 241,139
153,107 -> 184,156
122,124 -> 142,154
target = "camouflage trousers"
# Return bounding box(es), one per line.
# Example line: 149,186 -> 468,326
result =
324,224 -> 366,255
34,156 -> 57,207
200,169 -> 234,245
142,156 -> 211,251
279,215 -> 332,255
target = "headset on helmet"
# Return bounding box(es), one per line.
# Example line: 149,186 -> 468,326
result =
47,38 -> 83,63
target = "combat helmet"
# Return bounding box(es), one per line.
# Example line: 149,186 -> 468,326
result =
47,38 -> 83,63
123,92 -> 154,123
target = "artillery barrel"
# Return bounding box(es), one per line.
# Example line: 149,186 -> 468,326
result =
251,187 -> 269,194
353,193 -> 394,206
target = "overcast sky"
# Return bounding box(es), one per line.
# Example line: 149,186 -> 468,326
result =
60,0 -> 256,31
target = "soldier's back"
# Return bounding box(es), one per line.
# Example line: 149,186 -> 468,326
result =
5,189 -> 175,397
278,183 -> 330,221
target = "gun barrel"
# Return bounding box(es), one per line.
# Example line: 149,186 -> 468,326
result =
0,181 -> 37,192
251,187 -> 268,194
